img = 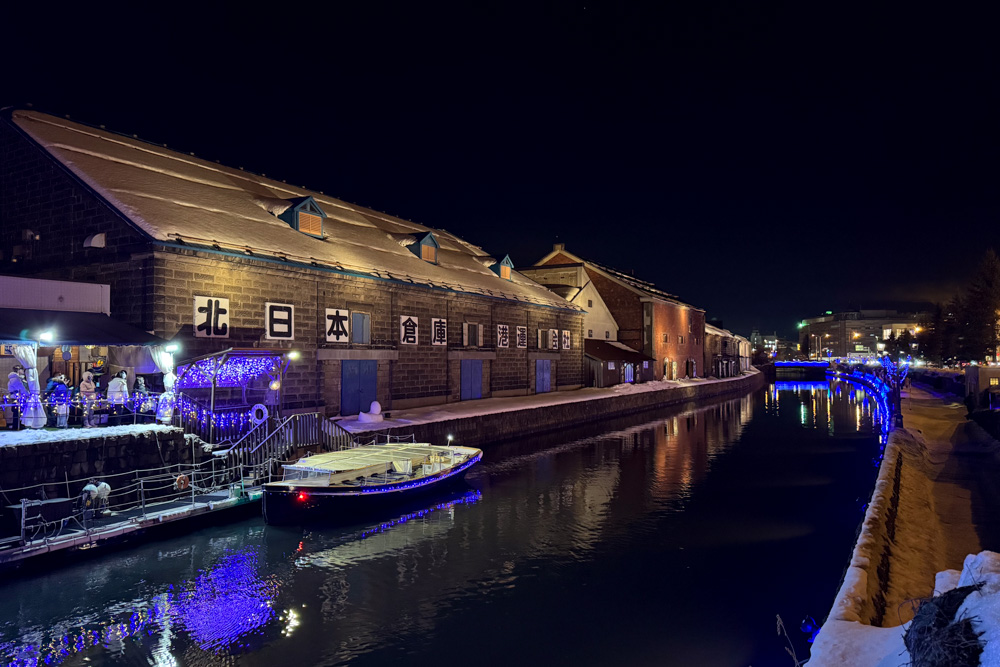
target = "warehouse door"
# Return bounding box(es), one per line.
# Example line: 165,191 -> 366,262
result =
341,360 -> 377,415
535,359 -> 551,393
460,360 -> 483,400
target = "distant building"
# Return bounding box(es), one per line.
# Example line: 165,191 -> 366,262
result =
703,324 -> 749,378
966,365 -> 1000,409
797,310 -> 930,359
523,244 -> 706,379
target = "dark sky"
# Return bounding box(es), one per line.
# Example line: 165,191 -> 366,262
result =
6,3 -> 999,337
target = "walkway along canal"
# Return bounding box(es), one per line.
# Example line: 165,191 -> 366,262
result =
0,375 -> 889,667
810,381 -> 1000,666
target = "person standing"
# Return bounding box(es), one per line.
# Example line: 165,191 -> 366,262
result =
6,365 -> 26,430
43,373 -> 60,427
79,371 -> 97,427
107,370 -> 129,426
51,374 -> 70,428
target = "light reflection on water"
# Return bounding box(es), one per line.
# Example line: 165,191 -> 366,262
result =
0,381 -> 886,666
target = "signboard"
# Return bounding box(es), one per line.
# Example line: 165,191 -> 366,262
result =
193,296 -> 229,338
400,316 -> 419,345
516,326 -> 527,349
265,302 -> 294,340
497,324 -> 510,348
431,318 -> 447,346
325,308 -> 350,343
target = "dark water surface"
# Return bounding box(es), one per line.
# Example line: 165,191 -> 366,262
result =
0,379 -> 887,667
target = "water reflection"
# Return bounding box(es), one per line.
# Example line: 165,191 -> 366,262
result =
0,382 -> 886,667
773,379 -> 889,444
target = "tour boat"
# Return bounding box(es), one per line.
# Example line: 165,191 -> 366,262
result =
261,438 -> 483,525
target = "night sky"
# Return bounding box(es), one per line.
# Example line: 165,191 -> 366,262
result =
6,3 -> 998,337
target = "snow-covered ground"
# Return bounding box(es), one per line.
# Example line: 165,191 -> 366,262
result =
0,423 -> 180,446
338,369 -> 756,433
811,551 -> 1000,666
810,386 -> 1000,666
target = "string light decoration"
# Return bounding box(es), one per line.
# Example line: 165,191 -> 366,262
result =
175,355 -> 283,389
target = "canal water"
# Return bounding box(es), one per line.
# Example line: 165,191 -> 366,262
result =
0,378 -> 888,667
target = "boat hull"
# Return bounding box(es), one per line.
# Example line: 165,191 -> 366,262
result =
262,451 -> 482,525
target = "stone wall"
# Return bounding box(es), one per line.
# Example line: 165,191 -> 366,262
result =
1,120 -> 586,416
0,429 -> 203,501
378,372 -> 766,448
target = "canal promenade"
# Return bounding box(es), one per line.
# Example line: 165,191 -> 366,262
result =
335,368 -> 765,447
810,383 -> 1000,666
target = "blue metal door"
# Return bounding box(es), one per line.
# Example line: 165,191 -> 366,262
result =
341,360 -> 377,415
359,360 -> 377,413
535,359 -> 551,393
460,360 -> 482,400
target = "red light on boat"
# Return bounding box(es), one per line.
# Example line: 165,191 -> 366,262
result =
297,492 -> 307,501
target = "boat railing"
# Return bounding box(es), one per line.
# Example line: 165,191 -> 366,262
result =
376,433 -> 416,445
2,455 -> 249,546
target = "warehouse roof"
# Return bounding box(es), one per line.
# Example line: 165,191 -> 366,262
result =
8,110 -> 580,312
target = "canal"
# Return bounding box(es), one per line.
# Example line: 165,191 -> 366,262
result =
0,378 -> 888,667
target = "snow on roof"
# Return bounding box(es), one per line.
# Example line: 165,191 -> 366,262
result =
704,323 -> 733,337
11,110 -> 579,312
533,246 -> 701,311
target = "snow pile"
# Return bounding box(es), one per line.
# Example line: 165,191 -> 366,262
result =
809,426 -> 987,666
811,552 -> 1000,666
0,424 -> 180,446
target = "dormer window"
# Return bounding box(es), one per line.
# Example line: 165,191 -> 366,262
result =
408,232 -> 440,264
277,196 -> 327,238
490,255 -> 514,281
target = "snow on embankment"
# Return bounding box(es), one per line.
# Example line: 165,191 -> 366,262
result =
809,428 -> 950,666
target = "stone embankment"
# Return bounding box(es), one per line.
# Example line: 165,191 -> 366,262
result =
810,384 -> 1000,666
350,370 -> 766,448
0,371 -> 767,501
0,426 -> 206,499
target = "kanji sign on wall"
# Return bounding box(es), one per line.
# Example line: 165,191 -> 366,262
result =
516,326 -> 527,349
400,316 -> 419,345
497,324 -> 510,348
549,329 -> 559,350
194,296 -> 229,338
431,318 -> 448,346
325,308 -> 350,343
265,302 -> 294,340
562,330 -> 571,350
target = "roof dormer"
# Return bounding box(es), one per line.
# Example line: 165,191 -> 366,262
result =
277,196 -> 326,238
408,232 -> 439,264
490,255 -> 514,281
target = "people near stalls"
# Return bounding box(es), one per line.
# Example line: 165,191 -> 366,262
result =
5,365 -> 26,430
134,376 -> 155,423
107,370 -> 130,426
43,373 -> 71,428
51,374 -> 71,428
79,371 -> 97,428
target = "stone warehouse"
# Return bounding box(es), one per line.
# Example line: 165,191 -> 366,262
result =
0,110 -> 584,416
522,244 -> 706,381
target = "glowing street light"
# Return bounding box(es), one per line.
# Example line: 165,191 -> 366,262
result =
38,331 -> 54,343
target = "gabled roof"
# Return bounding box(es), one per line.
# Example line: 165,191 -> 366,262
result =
7,110 -> 580,312
533,246 -> 702,311
584,339 -> 654,363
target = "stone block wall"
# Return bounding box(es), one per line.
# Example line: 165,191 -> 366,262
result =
0,429 -> 202,502
381,371 -> 766,448
2,118 -> 586,417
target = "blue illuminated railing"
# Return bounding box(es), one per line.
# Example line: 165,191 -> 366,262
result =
775,361 -> 831,368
